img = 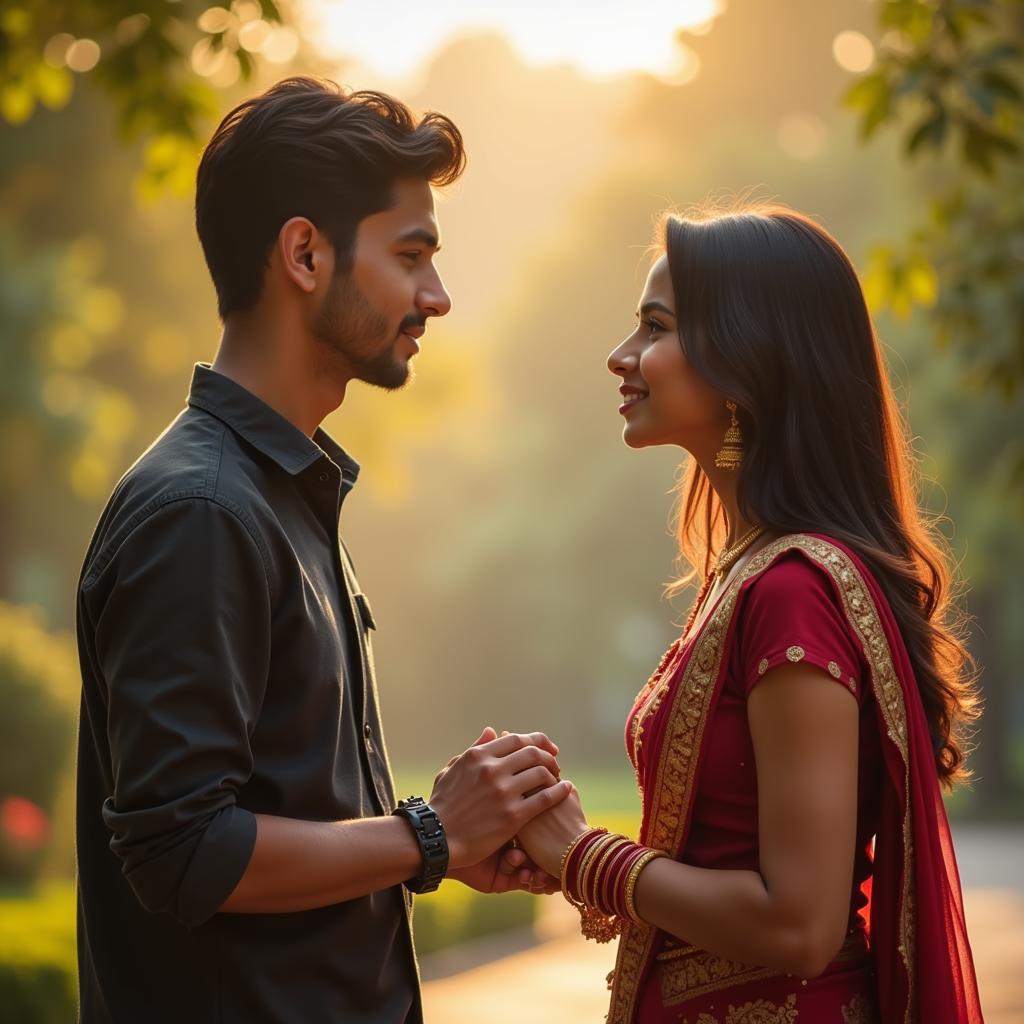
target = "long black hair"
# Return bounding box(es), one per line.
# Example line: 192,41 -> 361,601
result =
662,201 -> 978,788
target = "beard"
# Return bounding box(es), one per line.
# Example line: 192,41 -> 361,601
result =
312,269 -> 414,391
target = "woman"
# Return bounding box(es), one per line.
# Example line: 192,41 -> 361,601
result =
516,203 -> 983,1023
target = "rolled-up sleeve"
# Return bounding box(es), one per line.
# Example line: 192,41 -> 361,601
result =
84,497 -> 271,927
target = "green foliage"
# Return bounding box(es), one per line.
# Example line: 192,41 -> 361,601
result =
844,0 -> 1024,498
0,882 -> 77,1024
0,1 -> 287,195
844,0 -> 1022,169
0,604 -> 78,883
413,885 -> 537,957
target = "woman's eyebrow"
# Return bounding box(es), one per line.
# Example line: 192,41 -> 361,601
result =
638,300 -> 675,318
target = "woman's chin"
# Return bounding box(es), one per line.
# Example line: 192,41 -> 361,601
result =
622,425 -> 654,449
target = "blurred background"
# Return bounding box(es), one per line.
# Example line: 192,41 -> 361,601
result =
1,0 -> 1022,1020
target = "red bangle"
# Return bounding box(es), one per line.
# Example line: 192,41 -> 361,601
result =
598,841 -> 635,916
562,828 -> 607,905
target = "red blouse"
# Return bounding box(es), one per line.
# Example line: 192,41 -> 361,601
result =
683,551 -> 884,933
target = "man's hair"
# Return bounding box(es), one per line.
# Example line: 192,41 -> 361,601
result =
195,76 -> 466,318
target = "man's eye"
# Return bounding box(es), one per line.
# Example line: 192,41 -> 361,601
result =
400,251 -> 421,262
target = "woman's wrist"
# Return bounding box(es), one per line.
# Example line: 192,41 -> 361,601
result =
542,824 -> 588,878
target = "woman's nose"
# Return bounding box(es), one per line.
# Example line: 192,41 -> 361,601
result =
608,337 -> 639,377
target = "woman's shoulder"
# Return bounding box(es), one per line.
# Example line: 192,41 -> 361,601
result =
741,533 -> 852,604
734,534 -> 867,697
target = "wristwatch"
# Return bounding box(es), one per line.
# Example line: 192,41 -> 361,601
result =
393,796 -> 449,893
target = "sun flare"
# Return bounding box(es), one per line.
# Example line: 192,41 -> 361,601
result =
300,0 -> 721,83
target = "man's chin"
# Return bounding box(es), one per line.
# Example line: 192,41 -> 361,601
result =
359,357 -> 411,392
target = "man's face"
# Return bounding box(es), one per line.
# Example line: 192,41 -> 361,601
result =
312,178 -> 451,390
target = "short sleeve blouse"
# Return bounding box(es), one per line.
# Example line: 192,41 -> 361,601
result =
736,550 -> 865,701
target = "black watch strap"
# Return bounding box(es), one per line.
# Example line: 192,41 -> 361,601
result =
393,796 -> 449,893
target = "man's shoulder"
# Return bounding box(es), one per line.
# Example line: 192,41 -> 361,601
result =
82,407 -> 272,585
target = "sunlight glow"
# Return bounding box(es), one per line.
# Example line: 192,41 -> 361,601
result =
833,30 -> 875,73
300,0 -> 721,83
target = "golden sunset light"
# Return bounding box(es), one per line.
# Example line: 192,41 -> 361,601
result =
300,0 -> 721,82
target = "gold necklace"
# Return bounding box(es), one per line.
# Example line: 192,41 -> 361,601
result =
714,525 -> 765,580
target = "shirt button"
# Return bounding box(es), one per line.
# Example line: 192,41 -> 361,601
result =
364,723 -> 373,741
318,471 -> 329,483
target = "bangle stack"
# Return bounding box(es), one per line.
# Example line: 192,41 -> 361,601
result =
559,827 -> 668,943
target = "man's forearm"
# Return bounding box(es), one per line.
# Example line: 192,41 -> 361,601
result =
219,813 -> 422,914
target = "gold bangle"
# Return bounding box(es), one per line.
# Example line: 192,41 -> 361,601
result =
560,828 -> 602,908
624,849 -> 668,924
576,833 -> 620,908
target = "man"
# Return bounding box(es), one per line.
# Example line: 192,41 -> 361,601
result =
75,77 -> 570,1023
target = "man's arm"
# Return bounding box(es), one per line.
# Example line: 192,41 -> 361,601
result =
221,730 -> 570,913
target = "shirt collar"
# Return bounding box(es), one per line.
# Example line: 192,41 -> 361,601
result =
186,363 -> 360,483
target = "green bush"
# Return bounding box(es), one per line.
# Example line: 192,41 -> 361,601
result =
0,603 -> 79,884
0,882 -> 77,1024
412,883 -> 537,957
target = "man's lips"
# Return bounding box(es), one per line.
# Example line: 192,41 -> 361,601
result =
399,326 -> 424,352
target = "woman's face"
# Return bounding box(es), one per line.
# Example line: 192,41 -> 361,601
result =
607,255 -> 726,456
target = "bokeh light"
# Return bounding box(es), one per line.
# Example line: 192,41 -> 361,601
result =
833,29 -> 875,73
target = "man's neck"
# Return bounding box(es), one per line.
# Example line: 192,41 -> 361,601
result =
213,315 -> 348,437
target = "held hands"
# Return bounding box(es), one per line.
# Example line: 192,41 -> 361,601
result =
430,727 -> 571,892
514,780 -> 589,878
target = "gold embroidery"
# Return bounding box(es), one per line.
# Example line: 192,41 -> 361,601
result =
658,947 -> 780,1006
757,657 -> 769,675
841,991 -> 876,1023
828,661 -> 842,678
786,645 -> 805,662
726,993 -> 798,1023
607,535 -> 915,1024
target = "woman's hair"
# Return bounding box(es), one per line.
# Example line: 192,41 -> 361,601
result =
661,200 -> 979,788
195,76 -> 465,318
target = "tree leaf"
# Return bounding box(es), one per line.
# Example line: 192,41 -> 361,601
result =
978,69 -> 1023,102
907,105 -> 948,154
965,79 -> 997,117
843,71 -> 890,112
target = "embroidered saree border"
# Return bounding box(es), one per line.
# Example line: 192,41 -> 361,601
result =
605,535 -> 914,1024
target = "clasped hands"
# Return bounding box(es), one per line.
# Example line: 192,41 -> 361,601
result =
428,726 -> 589,896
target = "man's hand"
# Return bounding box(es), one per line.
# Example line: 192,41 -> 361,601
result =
449,842 -> 560,895
430,727 -> 570,870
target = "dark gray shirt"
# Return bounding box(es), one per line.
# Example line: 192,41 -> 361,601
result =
75,364 -> 420,1023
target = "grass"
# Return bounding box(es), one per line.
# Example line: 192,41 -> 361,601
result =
0,882 -> 77,1024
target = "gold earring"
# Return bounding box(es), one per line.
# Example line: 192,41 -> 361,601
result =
714,400 -> 743,470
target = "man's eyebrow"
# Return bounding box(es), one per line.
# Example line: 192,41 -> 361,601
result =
637,301 -> 675,318
396,227 -> 440,250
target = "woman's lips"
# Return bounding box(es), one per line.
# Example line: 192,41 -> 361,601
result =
619,393 -> 648,415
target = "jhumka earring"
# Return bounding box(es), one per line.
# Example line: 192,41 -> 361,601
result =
714,400 -> 743,470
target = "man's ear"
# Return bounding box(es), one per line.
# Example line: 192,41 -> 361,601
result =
277,217 -> 321,295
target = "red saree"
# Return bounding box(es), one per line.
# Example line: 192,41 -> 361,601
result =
607,534 -> 982,1023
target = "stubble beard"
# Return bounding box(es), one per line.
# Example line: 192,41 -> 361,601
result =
312,268 -> 411,391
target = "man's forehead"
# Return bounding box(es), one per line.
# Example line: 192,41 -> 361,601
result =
357,181 -> 441,246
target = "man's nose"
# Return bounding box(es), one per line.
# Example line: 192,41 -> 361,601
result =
418,269 -> 452,318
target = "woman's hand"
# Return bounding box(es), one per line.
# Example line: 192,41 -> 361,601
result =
515,781 -> 589,877
448,842 -> 560,895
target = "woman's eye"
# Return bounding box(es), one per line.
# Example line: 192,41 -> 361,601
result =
644,318 -> 664,336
